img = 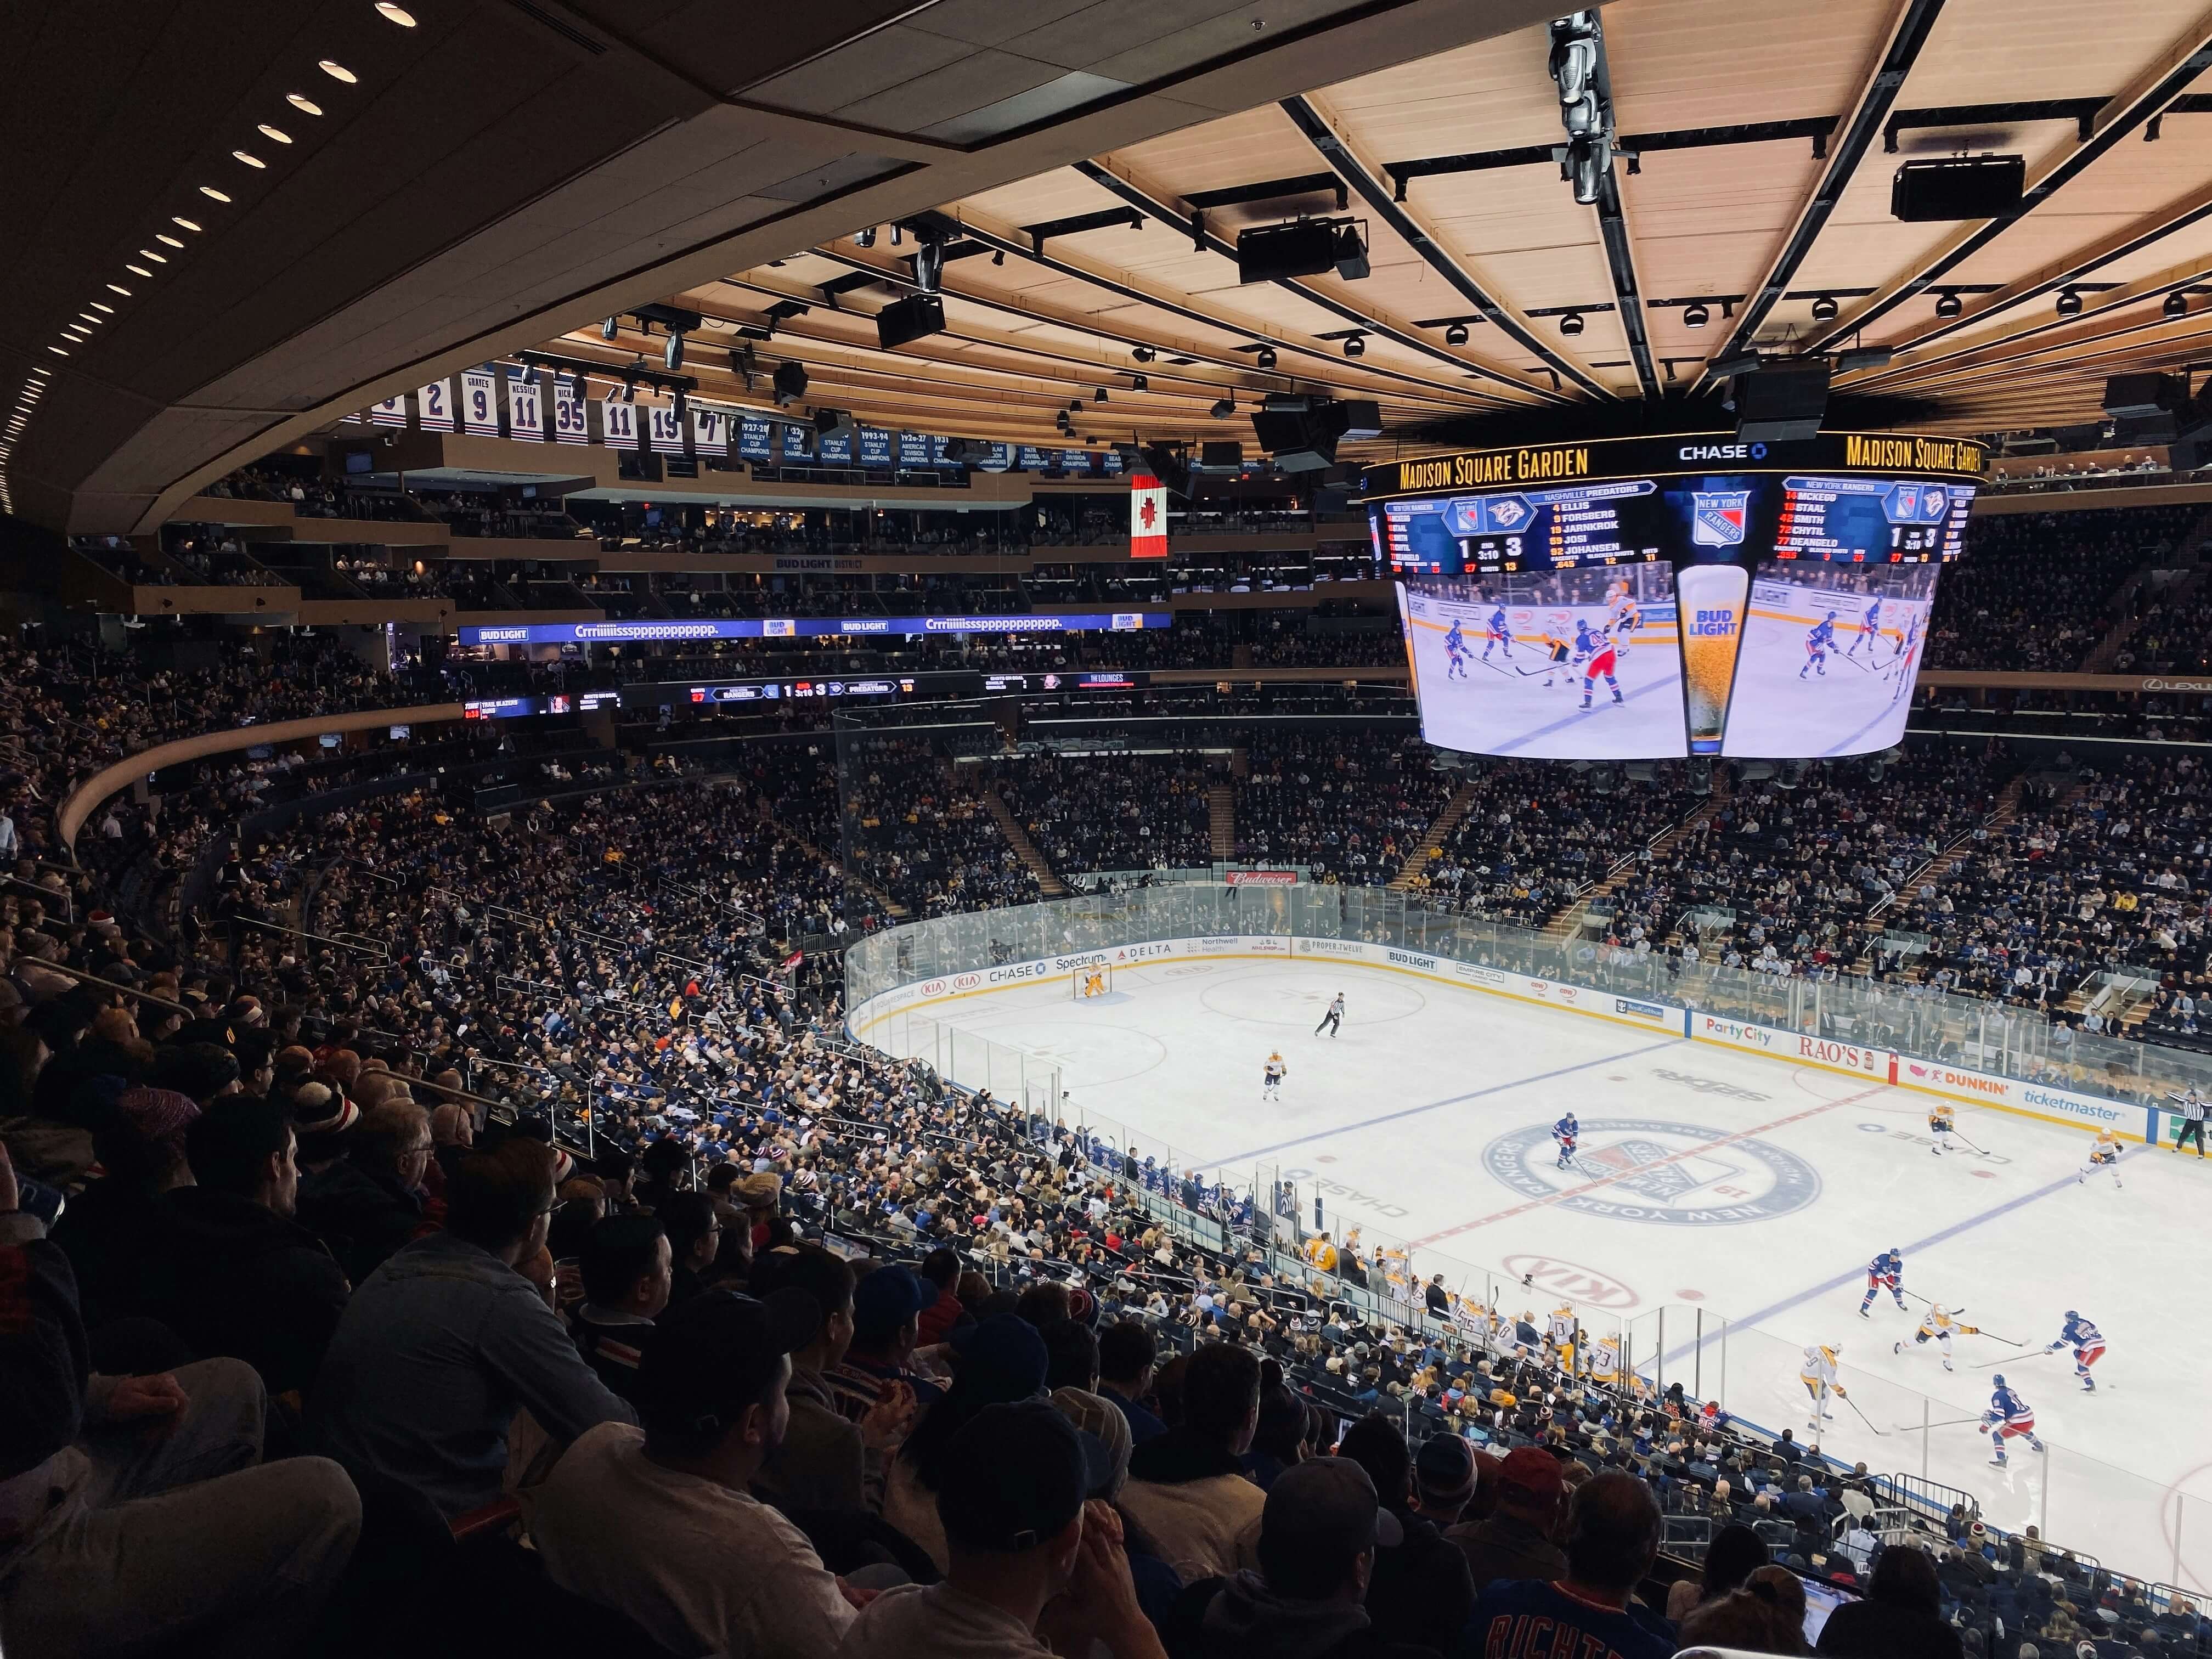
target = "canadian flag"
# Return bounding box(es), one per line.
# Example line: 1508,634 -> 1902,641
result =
1129,473 -> 1169,560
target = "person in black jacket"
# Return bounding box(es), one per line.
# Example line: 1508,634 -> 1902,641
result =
1816,1542 -> 1965,1659
295,1099 -> 429,1285
1336,1414 -> 1474,1655
144,1095 -> 351,1397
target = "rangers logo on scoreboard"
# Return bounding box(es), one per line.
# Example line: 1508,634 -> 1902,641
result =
1690,489 -> 1750,547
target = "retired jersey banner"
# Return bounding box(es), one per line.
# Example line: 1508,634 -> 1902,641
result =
690,406 -> 726,457
460,368 -> 500,436
552,379 -> 589,444
505,369 -> 545,442
599,393 -> 640,450
415,378 -> 455,432
647,402 -> 686,454
368,393 -> 408,428
1130,473 -> 1169,559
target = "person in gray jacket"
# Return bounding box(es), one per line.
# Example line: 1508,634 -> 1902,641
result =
312,1138 -> 634,1519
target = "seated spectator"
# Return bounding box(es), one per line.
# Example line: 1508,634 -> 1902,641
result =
1098,1318 -> 1169,1446
569,1214 -> 671,1404
1666,1521 -> 1768,1621
527,1286 -> 859,1658
1411,1434 -> 1478,1532
1162,1455 -> 1424,1659
1678,1561 -> 1809,1655
1465,1470 -> 1674,1659
0,1143 -> 362,1657
656,1189 -> 721,1308
1815,1542 -> 1963,1659
144,1093 -> 349,1396
754,1245 -> 866,1511
311,1138 -> 634,1520
1338,1414 -> 1474,1653
915,1247 -> 964,1346
838,1398 -> 1166,1659
828,1262 -> 943,1421
1120,1340 -> 1265,1582
883,1313 -> 1051,1572
1444,1446 -> 1567,1587
1043,1318 -> 1100,1394
296,1098 -> 431,1285
49,1085 -> 198,1330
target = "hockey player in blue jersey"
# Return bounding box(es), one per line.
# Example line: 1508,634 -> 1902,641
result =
1984,1375 -> 2047,1464
1552,1111 -> 1580,1170
1858,1247 -> 1907,1317
2046,1310 -> 2107,1391
1847,596 -> 1882,658
1574,620 -> 1623,710
1444,618 -> 1471,679
1801,612 -> 1838,679
1482,604 -> 1513,661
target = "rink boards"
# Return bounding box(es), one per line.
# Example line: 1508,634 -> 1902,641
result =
851,932 -> 2162,1144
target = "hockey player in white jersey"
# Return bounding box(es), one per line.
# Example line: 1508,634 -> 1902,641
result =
1799,1342 -> 1847,1427
1893,1304 -> 1979,1372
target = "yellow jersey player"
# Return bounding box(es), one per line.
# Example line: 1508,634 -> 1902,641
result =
2079,1126 -> 2123,1188
1081,968 -> 1106,998
1928,1102 -> 1957,1155
1547,1305 -> 1579,1372
1540,631 -> 1575,689
1799,1341 -> 1846,1427
1605,580 -> 1641,659
1893,1304 -> 1979,1372
1262,1051 -> 1287,1104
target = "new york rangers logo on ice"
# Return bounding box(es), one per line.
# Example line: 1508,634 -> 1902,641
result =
1691,490 -> 1751,547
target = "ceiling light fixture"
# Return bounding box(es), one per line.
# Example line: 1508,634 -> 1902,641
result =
287,94 -> 324,115
172,216 -> 201,232
89,302 -> 113,313
1444,322 -> 1469,346
319,59 -> 357,82
1210,397 -> 1235,419
126,264 -> 151,278
2166,291 -> 2191,318
1343,334 -> 1365,357
1132,346 -> 1155,364
991,250 -> 1004,266
1810,295 -> 1839,323
1255,346 -> 1278,369
2056,289 -> 2083,317
1682,302 -> 1711,329
1934,291 -> 1962,318
258,124 -> 291,143
106,283 -> 131,295
234,151 -> 265,168
1559,311 -> 1586,336
1130,374 -> 1148,391
156,234 -> 183,247
47,347 -> 68,357
200,186 -> 231,202
78,313 -> 100,324
138,249 -> 166,263
376,2 -> 417,23
1094,387 -> 1108,402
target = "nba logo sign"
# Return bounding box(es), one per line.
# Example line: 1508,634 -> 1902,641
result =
1691,490 -> 1750,547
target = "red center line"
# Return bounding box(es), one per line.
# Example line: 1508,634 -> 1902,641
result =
1409,1080 -> 1893,1249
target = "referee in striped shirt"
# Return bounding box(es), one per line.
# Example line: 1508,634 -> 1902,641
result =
2172,1086 -> 2208,1157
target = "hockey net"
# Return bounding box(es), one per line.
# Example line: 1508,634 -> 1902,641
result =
1070,962 -> 1114,999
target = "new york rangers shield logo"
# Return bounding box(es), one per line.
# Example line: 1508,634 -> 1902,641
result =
1691,490 -> 1750,547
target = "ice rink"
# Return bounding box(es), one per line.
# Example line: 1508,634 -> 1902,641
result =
905,955 -> 2212,1585
1724,577 -> 1928,759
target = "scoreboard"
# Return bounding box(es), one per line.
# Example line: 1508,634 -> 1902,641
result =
1773,475 -> 1969,563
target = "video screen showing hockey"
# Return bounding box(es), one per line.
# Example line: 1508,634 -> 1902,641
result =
1399,563 -> 1684,759
1722,474 -> 1972,758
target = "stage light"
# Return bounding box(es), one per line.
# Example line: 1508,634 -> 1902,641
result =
601,317 -> 619,341
1130,375 -> 1148,391
2057,289 -> 2083,317
1094,387 -> 1108,402
992,250 -> 1004,266
1133,346 -> 1155,363
1211,397 -> 1235,419
1342,334 -> 1365,358
1682,302 -> 1710,329
1934,291 -> 1963,318
1256,347 -> 1278,369
1559,311 -> 1586,336
1810,294 -> 1839,322
1444,322 -> 1469,346
664,332 -> 684,370
2166,291 -> 2191,318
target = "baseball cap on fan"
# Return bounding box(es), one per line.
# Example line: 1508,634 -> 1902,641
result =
636,1288 -> 820,1448
935,1400 -> 1114,1553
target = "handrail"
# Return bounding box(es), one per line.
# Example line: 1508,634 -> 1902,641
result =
19,958 -> 191,1014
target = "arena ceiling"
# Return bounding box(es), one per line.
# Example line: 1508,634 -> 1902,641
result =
555,0 -> 2212,462
13,1 -> 2212,537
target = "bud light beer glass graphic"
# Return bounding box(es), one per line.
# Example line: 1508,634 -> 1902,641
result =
1674,563 -> 1749,754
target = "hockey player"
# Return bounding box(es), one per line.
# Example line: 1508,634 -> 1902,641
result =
1540,630 -> 1575,689
1847,596 -> 1882,658
1893,1304 -> 1979,1372
1444,617 -> 1471,680
1888,612 -> 1922,702
1553,1111 -> 1580,1170
2079,1126 -> 2124,1188
1575,620 -> 1623,710
1482,603 -> 1514,661
1858,1247 -> 1906,1317
1928,1101 -> 1957,1155
1800,612 -> 1838,679
1315,992 -> 1345,1038
1080,968 -> 1107,998
1547,1305 -> 1579,1372
1984,1375 -> 2046,1465
1605,581 -> 1641,659
1799,1342 -> 1846,1427
1262,1051 -> 1287,1103
2045,1311 -> 2106,1391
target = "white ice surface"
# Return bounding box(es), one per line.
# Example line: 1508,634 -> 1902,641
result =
911,956 -> 2212,1586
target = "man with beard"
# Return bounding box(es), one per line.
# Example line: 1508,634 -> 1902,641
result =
527,1286 -> 861,1658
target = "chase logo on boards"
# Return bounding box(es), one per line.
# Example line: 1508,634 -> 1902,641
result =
1483,1118 -> 1819,1226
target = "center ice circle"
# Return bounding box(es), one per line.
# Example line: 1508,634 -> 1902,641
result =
1482,1117 -> 1821,1226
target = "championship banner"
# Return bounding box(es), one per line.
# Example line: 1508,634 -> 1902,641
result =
552,378 -> 589,444
460,368 -> 500,436
737,415 -> 774,461
505,368 -> 545,442
415,377 -> 455,432
690,405 -> 726,457
646,402 -> 686,455
368,393 -> 408,427
898,431 -> 931,468
857,426 -> 894,467
781,424 -> 812,462
599,392 -> 641,450
1130,472 -> 1169,560
818,427 -> 854,465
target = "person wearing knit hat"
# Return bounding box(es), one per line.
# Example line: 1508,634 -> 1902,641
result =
1050,1385 -> 1133,1498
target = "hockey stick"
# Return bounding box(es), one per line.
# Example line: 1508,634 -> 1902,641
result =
1971,1350 -> 2047,1369
1950,1130 -> 1991,1155
1900,1416 -> 1990,1431
1838,1392 -> 1889,1436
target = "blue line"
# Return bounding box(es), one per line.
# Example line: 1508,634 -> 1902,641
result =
1657,1153 -> 2130,1367
1202,1036 -> 1683,1166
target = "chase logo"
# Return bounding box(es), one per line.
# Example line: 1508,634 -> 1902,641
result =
1483,1118 -> 1819,1226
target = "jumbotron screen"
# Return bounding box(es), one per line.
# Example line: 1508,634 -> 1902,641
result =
1360,431 -> 1985,761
